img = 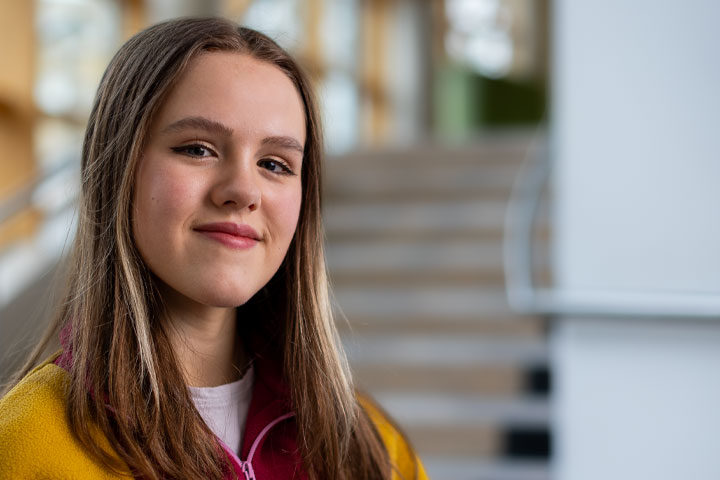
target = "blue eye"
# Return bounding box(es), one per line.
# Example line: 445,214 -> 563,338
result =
171,144 -> 215,157
259,158 -> 295,176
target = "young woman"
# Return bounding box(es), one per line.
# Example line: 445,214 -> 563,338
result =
0,17 -> 427,480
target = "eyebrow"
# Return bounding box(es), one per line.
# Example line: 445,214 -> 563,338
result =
162,116 -> 233,137
261,136 -> 305,154
161,116 -> 304,153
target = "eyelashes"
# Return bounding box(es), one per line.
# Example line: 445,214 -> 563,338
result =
171,143 -> 297,176
257,158 -> 296,176
171,144 -> 215,158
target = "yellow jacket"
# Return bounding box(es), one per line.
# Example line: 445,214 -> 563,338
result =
0,356 -> 428,479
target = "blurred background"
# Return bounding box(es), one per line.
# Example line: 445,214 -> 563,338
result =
1,1 -> 719,480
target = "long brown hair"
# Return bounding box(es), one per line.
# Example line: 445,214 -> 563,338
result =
10,17 -> 391,479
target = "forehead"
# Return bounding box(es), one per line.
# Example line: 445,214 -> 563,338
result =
152,51 -> 306,144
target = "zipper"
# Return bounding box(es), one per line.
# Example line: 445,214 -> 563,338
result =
221,412 -> 296,480
241,461 -> 256,480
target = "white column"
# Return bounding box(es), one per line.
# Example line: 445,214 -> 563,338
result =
551,1 -> 720,479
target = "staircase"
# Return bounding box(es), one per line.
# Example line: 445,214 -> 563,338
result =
324,131 -> 551,480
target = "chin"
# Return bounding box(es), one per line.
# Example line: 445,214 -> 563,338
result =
193,282 -> 267,309
198,291 -> 257,309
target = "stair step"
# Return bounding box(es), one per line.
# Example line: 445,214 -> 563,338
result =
325,200 -> 550,238
332,270 -> 509,287
330,269 -> 552,288
422,457 -> 550,480
326,239 -> 549,286
333,286 -> 515,318
353,364 -> 525,395
328,132 -> 534,167
325,164 -> 519,198
324,199 -> 508,235
342,334 -> 548,367
328,239 -> 504,272
405,425 -> 551,460
326,188 -> 511,204
406,424 -> 500,457
354,365 -> 550,397
374,392 -> 549,426
325,224 -> 550,245
326,228 -> 505,243
336,313 -> 545,336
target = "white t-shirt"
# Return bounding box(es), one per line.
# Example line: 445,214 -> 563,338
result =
189,366 -> 254,456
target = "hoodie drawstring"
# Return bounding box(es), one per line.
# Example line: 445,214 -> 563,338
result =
238,412 -> 295,480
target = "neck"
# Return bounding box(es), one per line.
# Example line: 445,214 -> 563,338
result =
163,294 -> 248,387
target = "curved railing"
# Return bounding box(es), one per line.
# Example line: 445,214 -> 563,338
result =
0,158 -> 78,308
503,129 -> 720,319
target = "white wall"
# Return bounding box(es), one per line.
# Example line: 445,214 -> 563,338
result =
553,318 -> 720,480
553,0 -> 720,294
551,1 -> 720,479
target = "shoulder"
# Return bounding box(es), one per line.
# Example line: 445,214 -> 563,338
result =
358,394 -> 430,480
0,358 -> 72,457
0,356 -> 130,479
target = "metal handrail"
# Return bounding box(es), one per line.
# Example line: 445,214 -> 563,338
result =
0,158 -> 79,307
0,160 -> 78,227
503,129 -> 720,320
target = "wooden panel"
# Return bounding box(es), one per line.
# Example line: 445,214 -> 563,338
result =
0,0 -> 35,196
0,1 -> 38,246
0,208 -> 42,251
360,0 -> 391,144
0,113 -> 35,198
300,0 -> 325,81
122,0 -> 148,39
222,0 -> 255,20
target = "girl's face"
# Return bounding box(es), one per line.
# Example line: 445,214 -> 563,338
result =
133,52 -> 305,314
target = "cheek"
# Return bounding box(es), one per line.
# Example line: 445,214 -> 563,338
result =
133,162 -> 201,248
268,186 -> 303,250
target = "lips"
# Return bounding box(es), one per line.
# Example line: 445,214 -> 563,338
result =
193,222 -> 260,249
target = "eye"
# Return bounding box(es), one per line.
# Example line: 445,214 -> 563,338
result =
171,144 -> 216,158
258,158 -> 296,176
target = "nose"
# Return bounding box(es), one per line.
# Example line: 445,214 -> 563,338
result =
210,161 -> 261,212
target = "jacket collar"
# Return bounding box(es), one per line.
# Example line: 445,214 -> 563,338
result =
55,324 -> 308,480
235,349 -> 307,480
